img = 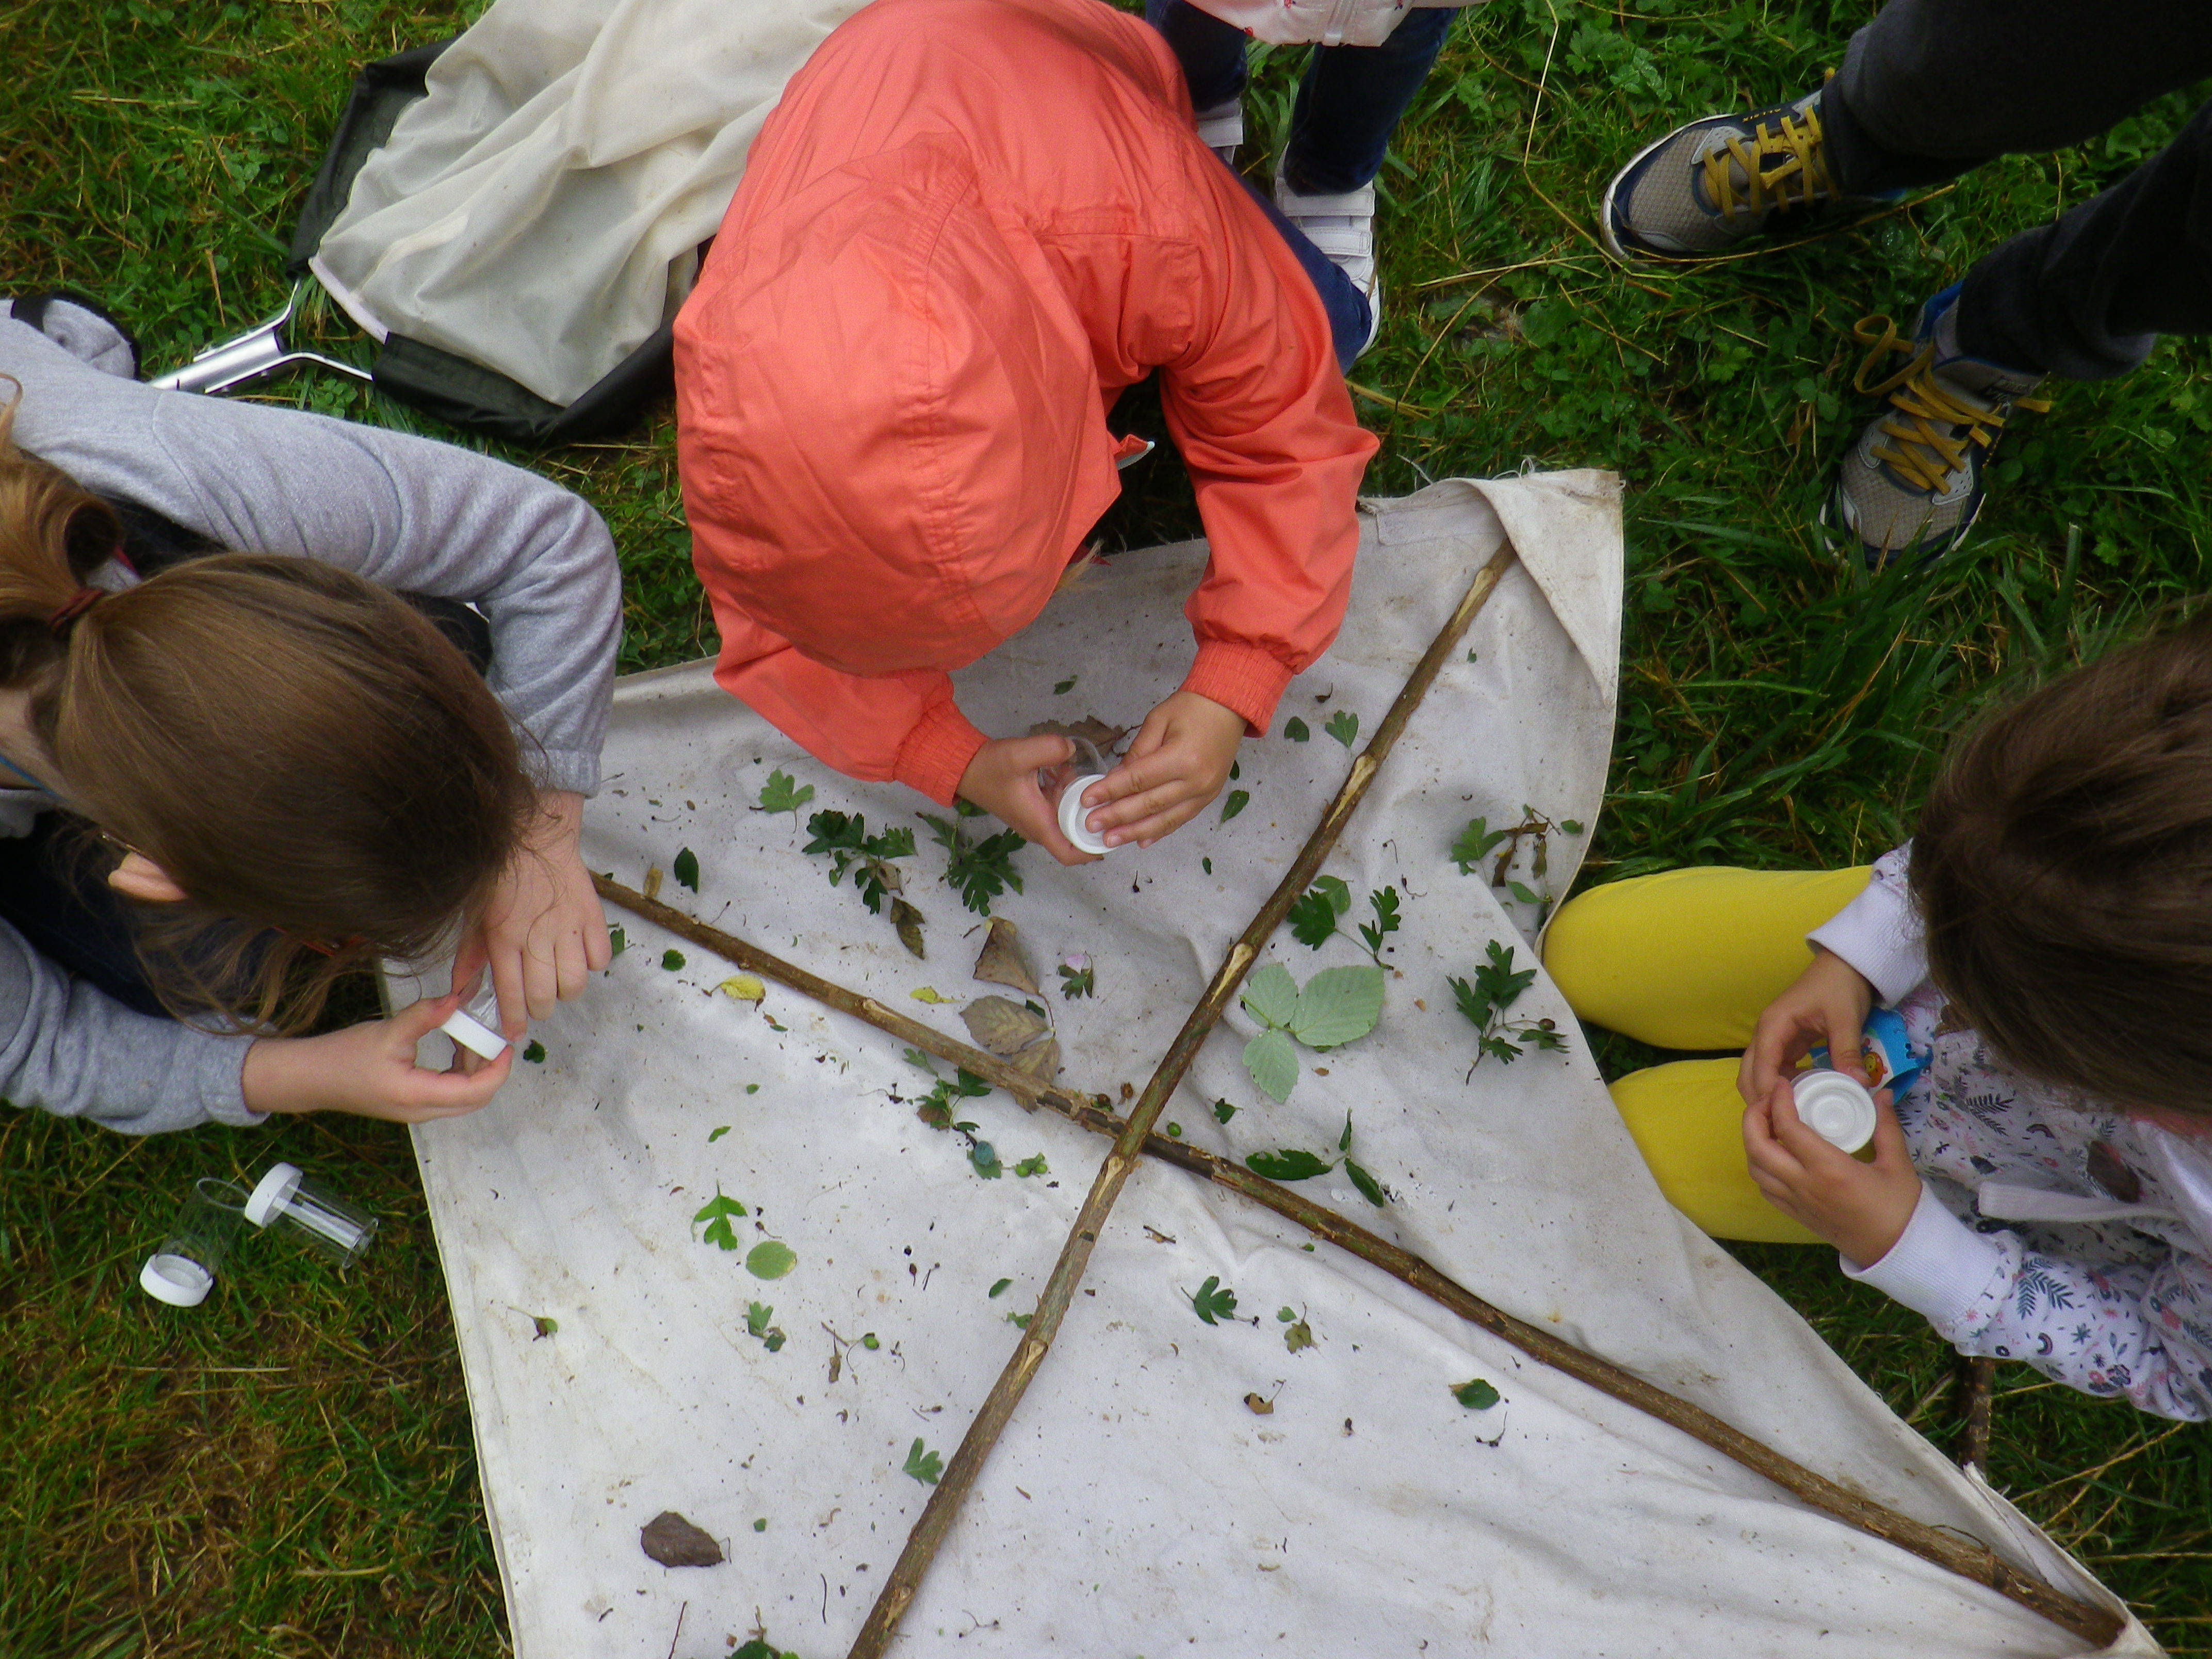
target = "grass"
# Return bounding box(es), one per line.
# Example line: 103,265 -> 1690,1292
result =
2,0 -> 2209,1652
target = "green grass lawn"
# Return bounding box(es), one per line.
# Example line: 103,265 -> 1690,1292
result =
4,0 -> 2210,1652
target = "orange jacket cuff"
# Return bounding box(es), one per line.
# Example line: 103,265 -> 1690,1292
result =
1183,640 -> 1296,737
893,698 -> 990,806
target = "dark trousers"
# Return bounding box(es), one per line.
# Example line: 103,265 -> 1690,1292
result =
1822,0 -> 2212,379
1145,1 -> 1460,195
1238,174 -> 1371,370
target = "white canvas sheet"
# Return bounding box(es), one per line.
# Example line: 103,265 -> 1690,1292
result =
399,476 -> 2151,1658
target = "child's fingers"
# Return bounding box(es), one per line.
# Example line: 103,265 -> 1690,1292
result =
1824,1002 -> 1868,1083
392,985 -> 470,1043
406,1049 -> 514,1116
1742,1087 -> 1808,1184
1867,1090 -> 1912,1167
554,925 -> 591,1003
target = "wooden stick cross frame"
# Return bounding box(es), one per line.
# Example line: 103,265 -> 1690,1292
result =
594,545 -> 2121,1653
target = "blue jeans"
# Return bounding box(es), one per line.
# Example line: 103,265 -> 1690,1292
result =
1237,173 -> 1371,371
1145,1 -> 1461,194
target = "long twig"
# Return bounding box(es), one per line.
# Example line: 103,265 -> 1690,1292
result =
1957,1355 -> 1997,1474
597,874 -> 2120,1650
847,545 -> 1517,1656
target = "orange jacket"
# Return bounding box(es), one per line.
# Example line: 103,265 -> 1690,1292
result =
675,0 -> 1377,805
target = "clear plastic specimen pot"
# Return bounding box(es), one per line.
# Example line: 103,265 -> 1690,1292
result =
1039,735 -> 1112,857
442,971 -> 511,1060
245,1162 -> 380,1267
139,1177 -> 251,1307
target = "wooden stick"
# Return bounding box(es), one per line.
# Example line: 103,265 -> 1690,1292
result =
1958,1355 -> 1998,1475
843,546 -> 1516,1657
597,875 -> 2121,1649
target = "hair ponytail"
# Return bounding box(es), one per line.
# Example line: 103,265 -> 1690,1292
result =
0,381 -> 538,1033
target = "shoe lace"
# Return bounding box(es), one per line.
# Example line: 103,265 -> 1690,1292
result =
1848,314 -> 2051,494
1701,106 -> 1833,220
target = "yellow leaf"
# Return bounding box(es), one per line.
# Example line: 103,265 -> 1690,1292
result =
909,986 -> 953,1004
717,975 -> 766,1004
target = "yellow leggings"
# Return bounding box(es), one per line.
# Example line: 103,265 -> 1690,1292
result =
1544,865 -> 1873,1244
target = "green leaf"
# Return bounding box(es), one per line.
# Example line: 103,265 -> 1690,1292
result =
661,949 -> 685,971
753,1517 -> 768,1532
1245,1148 -> 1335,1181
904,1047 -> 941,1076
1506,880 -> 1541,905
969,1141 -> 1003,1180
1449,973 -> 1492,1030
1166,1122 -> 1182,1137
1287,889 -> 1339,949
758,768 -> 815,820
693,1189 -> 747,1252
1339,1112 -> 1354,1151
672,847 -> 699,891
1202,857 -> 1213,875
903,1438 -> 944,1485
1221,789 -> 1250,822
745,1300 -> 774,1337
522,1040 -> 546,1064
1053,675 -> 1077,694
1277,1307 -> 1297,1323
1324,709 -> 1359,748
1560,819 -> 1584,835
1190,1275 -> 1238,1326
607,926 -> 626,959
745,1240 -> 797,1280
1452,1378 -> 1501,1410
531,1314 -> 558,1340
1450,817 -> 1511,874
1005,1311 -> 1032,1329
1284,1318 -> 1315,1354
1212,1098 -> 1237,1124
1290,964 -> 1386,1049
1240,962 -> 1300,1029
1282,716 -> 1310,742
1345,1158 -> 1387,1207
1242,1028 -> 1299,1103
860,1332 -> 880,1350
708,1125 -> 730,1143
989,1277 -> 1012,1298
1315,875 -> 1352,915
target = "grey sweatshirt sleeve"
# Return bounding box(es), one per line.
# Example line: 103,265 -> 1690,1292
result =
0,314 -> 620,794
0,914 -> 258,1134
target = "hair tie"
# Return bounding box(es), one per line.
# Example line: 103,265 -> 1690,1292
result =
46,588 -> 105,637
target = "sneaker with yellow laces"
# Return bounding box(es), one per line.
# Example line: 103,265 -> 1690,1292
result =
1600,87 -> 1891,264
1823,285 -> 2050,568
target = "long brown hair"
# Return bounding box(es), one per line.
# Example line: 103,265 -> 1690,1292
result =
0,382 -> 535,1032
1911,611 -> 2212,1116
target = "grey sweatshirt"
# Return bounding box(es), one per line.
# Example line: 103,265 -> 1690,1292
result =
0,301 -> 622,1134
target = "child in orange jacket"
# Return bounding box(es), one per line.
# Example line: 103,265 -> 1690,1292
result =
675,0 -> 1377,864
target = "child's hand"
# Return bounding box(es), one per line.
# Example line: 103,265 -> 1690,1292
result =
957,733 -> 1096,865
1737,947 -> 1877,1107
1082,691 -> 1246,849
242,986 -> 515,1123
458,789 -> 613,1036
1743,1082 -> 1922,1266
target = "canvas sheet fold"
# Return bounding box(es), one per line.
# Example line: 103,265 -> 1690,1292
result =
398,475 -> 2153,1658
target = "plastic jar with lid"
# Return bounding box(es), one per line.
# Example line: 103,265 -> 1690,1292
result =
1036,733 -> 1113,857
140,1177 -> 251,1308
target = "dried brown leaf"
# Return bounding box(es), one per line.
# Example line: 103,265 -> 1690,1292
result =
892,899 -> 926,960
961,995 -> 1049,1056
640,1510 -> 723,1568
1007,1034 -> 1061,1082
971,917 -> 1038,996
642,867 -> 664,902
1243,1392 -> 1274,1416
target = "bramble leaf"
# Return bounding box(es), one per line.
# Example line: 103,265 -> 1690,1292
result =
1242,1028 -> 1299,1103
1290,964 -> 1386,1049
745,1240 -> 797,1280
1240,963 -> 1301,1030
